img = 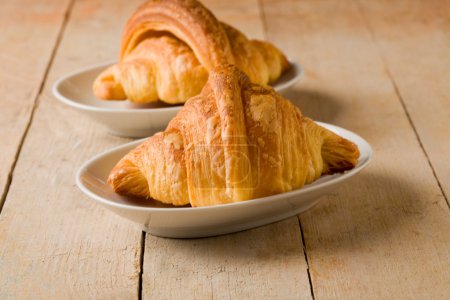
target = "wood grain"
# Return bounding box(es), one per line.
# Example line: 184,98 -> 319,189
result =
0,0 -> 144,298
0,0 -> 71,208
141,1 -> 312,299
203,0 -> 265,39
1,0 -> 449,298
261,0 -> 450,298
357,0 -> 450,204
144,219 -> 311,300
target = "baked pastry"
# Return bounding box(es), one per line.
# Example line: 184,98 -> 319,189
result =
108,66 -> 360,207
93,0 -> 289,104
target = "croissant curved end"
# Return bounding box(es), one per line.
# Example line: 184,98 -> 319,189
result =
120,0 -> 234,69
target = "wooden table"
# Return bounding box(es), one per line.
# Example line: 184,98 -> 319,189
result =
1,0 -> 449,298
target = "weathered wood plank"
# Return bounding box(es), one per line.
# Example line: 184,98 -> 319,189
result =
357,0 -> 450,204
144,219 -> 311,300
0,0 -> 71,208
0,0 -> 145,298
203,0 -> 265,39
261,0 -> 450,298
141,1 -> 312,299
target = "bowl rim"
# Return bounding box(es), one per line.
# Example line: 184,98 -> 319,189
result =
76,122 -> 372,212
52,60 -> 304,114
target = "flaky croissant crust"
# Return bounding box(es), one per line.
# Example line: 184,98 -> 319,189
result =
93,0 -> 289,104
108,66 -> 360,207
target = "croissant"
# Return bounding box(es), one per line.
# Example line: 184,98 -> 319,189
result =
108,66 -> 360,207
93,0 -> 289,104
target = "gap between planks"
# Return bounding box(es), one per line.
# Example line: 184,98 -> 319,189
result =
355,0 -> 450,210
256,0 -> 269,42
298,218 -> 316,300
138,231 -> 146,300
0,0 -> 76,214
257,0 -> 318,298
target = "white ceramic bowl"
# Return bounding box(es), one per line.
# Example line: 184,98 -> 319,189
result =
76,122 -> 371,238
52,61 -> 303,138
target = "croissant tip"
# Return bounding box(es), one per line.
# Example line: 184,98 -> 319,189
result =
93,67 -> 126,100
107,167 -> 126,193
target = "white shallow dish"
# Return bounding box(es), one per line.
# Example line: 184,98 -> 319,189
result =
53,61 -> 303,138
76,122 -> 372,238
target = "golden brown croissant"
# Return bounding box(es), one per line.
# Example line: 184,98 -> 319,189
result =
108,66 -> 360,207
93,0 -> 289,104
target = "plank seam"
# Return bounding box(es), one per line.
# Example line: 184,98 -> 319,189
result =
0,0 -> 76,213
138,231 -> 146,300
298,218 -> 316,300
258,0 -> 316,298
355,0 -> 450,210
256,0 -> 268,39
